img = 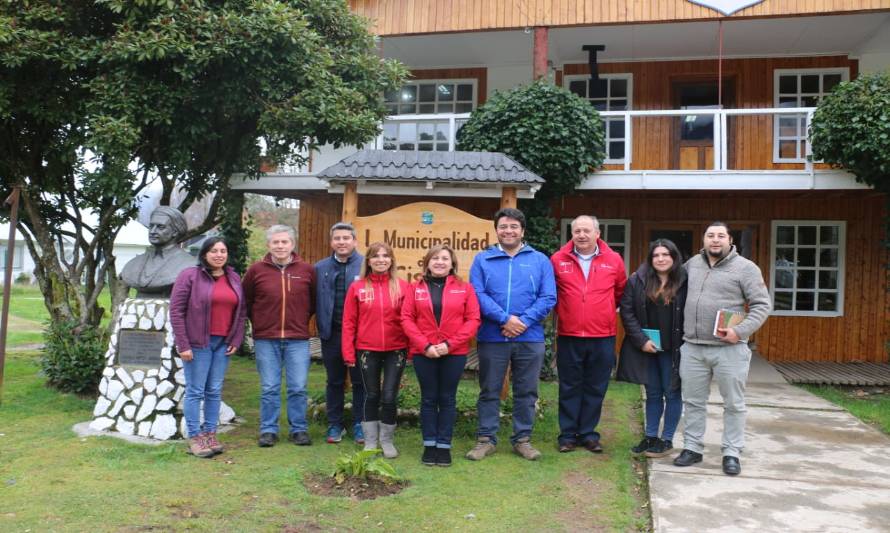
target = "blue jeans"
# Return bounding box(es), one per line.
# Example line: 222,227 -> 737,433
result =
413,354 -> 466,448
183,335 -> 230,438
556,336 -> 615,444
255,338 -> 311,435
476,342 -> 544,445
321,331 -> 365,428
645,351 -> 683,442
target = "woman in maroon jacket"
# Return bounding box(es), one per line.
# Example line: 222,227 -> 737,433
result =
170,237 -> 246,458
401,245 -> 481,467
341,242 -> 410,459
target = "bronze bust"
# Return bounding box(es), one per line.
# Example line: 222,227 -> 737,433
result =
120,206 -> 196,298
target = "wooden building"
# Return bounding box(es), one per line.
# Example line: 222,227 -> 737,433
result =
233,0 -> 890,363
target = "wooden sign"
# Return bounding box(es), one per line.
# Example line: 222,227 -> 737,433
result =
354,202 -> 494,282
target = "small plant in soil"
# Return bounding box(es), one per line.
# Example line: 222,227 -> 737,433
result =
333,450 -> 399,485
305,450 -> 407,500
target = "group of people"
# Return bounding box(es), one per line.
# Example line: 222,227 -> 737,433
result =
168,207 -> 771,476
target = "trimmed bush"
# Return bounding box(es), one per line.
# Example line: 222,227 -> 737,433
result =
40,320 -> 108,395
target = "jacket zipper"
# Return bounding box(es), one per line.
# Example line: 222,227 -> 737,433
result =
505,256 -> 513,341
378,279 -> 386,350
280,268 -> 286,338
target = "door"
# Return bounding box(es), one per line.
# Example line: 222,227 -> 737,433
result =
671,79 -> 735,170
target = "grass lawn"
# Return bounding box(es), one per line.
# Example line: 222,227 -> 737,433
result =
0,309 -> 652,532
801,385 -> 890,435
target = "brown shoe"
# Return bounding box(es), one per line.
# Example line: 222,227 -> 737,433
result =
512,437 -> 542,461
558,441 -> 577,453
582,439 -> 603,453
465,437 -> 496,461
205,432 -> 224,455
188,436 -> 214,458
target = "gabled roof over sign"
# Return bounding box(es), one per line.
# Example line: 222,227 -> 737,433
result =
317,150 -> 544,186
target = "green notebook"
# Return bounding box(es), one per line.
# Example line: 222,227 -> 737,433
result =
642,328 -> 662,351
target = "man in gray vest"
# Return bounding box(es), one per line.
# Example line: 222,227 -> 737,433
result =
673,222 -> 771,476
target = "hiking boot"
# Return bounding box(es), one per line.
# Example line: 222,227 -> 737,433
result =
361,421 -> 379,452
353,422 -> 365,445
326,425 -> 345,444
644,439 -> 674,458
257,432 -> 278,448
673,449 -> 703,467
289,431 -> 312,446
187,436 -> 214,458
421,446 -> 437,466
512,437 -> 542,461
204,432 -> 224,455
465,437 -> 496,461
379,423 -> 398,459
632,436 -> 658,454
436,448 -> 452,467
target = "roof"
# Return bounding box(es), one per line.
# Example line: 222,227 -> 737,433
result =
316,150 -> 544,185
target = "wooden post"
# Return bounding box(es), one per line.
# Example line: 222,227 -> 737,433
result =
500,186 -> 517,209
0,186 -> 22,404
341,182 -> 358,223
533,27 -> 549,80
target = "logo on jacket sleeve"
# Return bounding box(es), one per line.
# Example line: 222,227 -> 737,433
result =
558,261 -> 574,274
357,288 -> 374,303
414,288 -> 429,301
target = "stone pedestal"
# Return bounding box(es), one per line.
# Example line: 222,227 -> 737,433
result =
88,298 -> 236,440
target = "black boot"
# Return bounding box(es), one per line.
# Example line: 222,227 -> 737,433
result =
421,446 -> 437,466
631,436 -> 657,454
436,448 -> 452,467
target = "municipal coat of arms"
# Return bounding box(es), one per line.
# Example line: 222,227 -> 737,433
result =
686,0 -> 766,15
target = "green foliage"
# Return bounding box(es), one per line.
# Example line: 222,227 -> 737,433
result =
217,191 -> 249,275
40,319 -> 109,395
332,450 -> 399,485
457,79 -> 606,199
810,72 -> 890,193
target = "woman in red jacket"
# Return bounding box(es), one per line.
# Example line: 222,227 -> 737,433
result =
342,242 -> 410,458
401,245 -> 481,467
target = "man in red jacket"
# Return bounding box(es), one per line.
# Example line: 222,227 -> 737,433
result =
243,225 -> 316,448
551,215 -> 627,453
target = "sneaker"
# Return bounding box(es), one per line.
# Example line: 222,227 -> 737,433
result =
673,449 -> 703,467
644,439 -> 674,458
465,437 -> 496,461
512,437 -> 542,461
326,426 -> 345,444
204,432 -> 224,455
353,423 -> 365,445
632,436 -> 658,454
188,436 -> 214,458
436,448 -> 452,467
421,446 -> 437,466
289,431 -> 312,446
257,432 -> 278,448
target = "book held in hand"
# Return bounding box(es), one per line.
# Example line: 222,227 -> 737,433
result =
714,309 -> 746,337
641,328 -> 662,351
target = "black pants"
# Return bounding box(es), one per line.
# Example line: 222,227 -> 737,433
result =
321,330 -> 365,428
358,350 -> 407,424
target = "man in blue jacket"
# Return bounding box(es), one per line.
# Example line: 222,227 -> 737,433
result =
466,208 -> 557,461
315,222 -> 365,444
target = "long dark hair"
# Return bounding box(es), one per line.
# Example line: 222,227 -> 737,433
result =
198,237 -> 228,270
644,239 -> 683,304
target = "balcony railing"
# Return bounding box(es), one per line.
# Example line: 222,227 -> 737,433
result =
372,108 -> 819,173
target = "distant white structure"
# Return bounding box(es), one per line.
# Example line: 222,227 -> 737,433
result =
0,223 -> 37,284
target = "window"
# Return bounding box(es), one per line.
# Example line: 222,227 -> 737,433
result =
773,69 -> 848,163
381,80 -> 476,152
566,74 -> 633,163
770,221 -> 845,316
0,243 -> 24,270
561,218 -> 631,274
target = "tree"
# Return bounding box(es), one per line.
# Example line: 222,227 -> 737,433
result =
0,1 -> 405,337
810,72 -> 890,195
456,79 -> 605,254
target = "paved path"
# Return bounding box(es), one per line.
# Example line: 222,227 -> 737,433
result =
648,354 -> 890,532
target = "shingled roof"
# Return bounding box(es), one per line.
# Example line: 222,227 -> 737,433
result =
316,150 -> 543,185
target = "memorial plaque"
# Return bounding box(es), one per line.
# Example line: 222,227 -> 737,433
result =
117,329 -> 165,368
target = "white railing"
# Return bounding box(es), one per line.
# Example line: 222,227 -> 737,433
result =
371,108 -> 818,173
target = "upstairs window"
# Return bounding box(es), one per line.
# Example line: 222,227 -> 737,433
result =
773,69 -> 848,163
566,74 -> 633,163
382,80 -> 476,152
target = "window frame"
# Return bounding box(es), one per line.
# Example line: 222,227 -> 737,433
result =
769,220 -> 846,317
560,217 -> 631,275
381,79 -> 478,152
0,243 -> 24,270
563,73 -> 634,164
772,68 -> 849,164
384,79 -> 478,117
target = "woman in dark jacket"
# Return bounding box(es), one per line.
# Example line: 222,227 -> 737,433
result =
170,237 -> 246,458
617,239 -> 687,458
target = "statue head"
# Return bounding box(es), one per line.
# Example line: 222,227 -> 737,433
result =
148,206 -> 188,247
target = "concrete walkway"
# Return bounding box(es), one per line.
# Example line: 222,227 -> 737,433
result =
648,354 -> 890,532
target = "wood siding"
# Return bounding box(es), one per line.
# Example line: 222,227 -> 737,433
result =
297,189 -> 888,363
350,0 -> 890,36
556,190 -> 889,363
562,55 -> 858,171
